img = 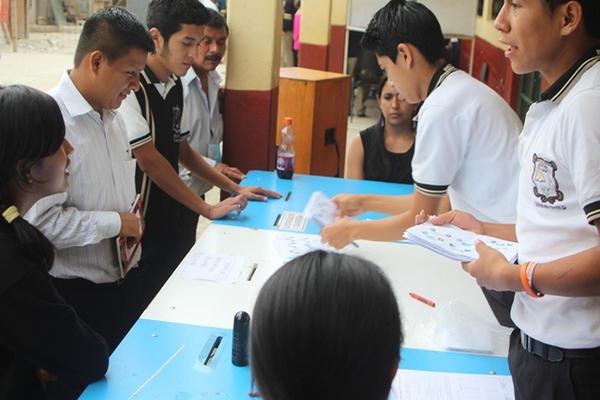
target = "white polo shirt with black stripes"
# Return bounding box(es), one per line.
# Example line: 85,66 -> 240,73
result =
411,69 -> 522,224
513,49 -> 600,349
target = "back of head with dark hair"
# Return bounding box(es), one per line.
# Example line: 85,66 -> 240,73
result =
74,6 -> 154,67
146,0 -> 210,43
0,85 -> 66,269
361,0 -> 445,64
545,0 -> 600,38
251,251 -> 403,400
206,9 -> 228,34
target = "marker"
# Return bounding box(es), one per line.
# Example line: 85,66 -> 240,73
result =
284,191 -> 291,201
409,292 -> 436,308
204,335 -> 223,365
273,213 -> 281,227
247,263 -> 258,281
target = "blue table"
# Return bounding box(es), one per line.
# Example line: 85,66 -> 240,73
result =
81,319 -> 509,399
80,171 -> 510,399
216,170 -> 413,234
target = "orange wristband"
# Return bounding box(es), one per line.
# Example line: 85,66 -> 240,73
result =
520,262 -> 544,298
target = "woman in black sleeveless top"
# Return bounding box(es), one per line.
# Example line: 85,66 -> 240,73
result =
346,75 -> 417,184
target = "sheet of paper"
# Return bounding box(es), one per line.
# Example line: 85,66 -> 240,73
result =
276,211 -> 309,232
272,232 -> 336,263
404,222 -> 518,263
177,252 -> 245,284
389,369 -> 514,400
303,191 -> 338,226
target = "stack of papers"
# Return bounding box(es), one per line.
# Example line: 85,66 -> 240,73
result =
404,222 -> 518,263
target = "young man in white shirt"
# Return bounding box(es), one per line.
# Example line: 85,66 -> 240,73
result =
119,0 -> 279,310
426,0 -> 600,398
320,0 -> 522,326
25,7 -> 153,352
321,1 -> 521,247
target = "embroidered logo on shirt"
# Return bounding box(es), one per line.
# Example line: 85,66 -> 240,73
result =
172,105 -> 183,142
532,154 -> 564,204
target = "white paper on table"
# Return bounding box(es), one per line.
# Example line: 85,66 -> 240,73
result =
303,191 -> 338,227
177,252 -> 246,284
404,222 -> 518,263
276,211 -> 309,232
389,369 -> 514,400
272,232 -> 337,263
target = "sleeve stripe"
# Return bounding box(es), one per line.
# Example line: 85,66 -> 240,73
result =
130,133 -> 153,149
414,181 -> 448,197
584,200 -> 600,224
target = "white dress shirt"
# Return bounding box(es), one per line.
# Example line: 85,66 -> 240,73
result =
180,68 -> 224,195
25,72 -> 139,284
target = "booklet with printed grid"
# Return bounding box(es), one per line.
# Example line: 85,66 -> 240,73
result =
116,194 -> 143,278
404,222 -> 518,263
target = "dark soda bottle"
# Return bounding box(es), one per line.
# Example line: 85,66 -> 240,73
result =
276,117 -> 295,179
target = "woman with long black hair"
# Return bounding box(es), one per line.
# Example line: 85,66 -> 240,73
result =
0,85 -> 108,399
251,251 -> 403,400
346,74 -> 417,184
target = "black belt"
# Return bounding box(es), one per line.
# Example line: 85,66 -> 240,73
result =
520,332 -> 600,362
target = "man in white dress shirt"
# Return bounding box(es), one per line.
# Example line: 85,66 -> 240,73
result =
180,9 -> 248,248
25,7 -> 154,352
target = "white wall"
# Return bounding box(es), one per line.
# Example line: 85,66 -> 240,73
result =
348,0 -> 477,36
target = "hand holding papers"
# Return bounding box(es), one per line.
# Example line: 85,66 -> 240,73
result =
303,191 -> 337,227
304,192 -> 359,248
272,232 -> 336,263
404,222 -> 518,263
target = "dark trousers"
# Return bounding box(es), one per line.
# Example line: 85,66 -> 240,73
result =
481,287 -> 516,328
179,202 -> 200,255
509,329 -> 600,400
52,277 -> 137,354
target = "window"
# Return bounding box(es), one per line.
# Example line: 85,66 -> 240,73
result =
477,0 -> 484,16
492,0 -> 503,18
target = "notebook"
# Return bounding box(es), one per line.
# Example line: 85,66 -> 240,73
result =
404,222 -> 518,263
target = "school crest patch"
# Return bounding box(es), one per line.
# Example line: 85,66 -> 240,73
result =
532,154 -> 564,204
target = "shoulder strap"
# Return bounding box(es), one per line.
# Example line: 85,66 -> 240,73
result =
134,81 -> 156,219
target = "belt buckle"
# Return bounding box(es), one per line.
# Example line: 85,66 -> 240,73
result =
546,346 -> 564,363
520,331 -> 533,353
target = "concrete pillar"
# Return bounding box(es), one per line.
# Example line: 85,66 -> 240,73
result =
298,0 -> 331,71
328,0 -> 348,73
223,0 -> 281,172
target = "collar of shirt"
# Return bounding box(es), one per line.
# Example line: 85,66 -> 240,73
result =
142,66 -> 179,99
183,68 -> 223,91
540,47 -> 600,103
426,63 -> 458,96
56,71 -> 117,124
183,68 -> 223,112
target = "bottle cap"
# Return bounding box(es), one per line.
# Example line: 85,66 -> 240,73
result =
284,117 -> 293,125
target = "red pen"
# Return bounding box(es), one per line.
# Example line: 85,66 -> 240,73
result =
409,292 -> 436,308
